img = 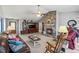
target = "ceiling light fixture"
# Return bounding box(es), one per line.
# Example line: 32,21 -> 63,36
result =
36,5 -> 46,17
28,5 -> 46,17
36,5 -> 41,17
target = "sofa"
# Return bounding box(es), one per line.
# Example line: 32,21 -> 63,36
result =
8,35 -> 30,53
0,32 -> 30,53
0,36 -> 9,53
16,35 -> 30,53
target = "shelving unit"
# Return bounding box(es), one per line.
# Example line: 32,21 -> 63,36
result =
21,20 -> 38,34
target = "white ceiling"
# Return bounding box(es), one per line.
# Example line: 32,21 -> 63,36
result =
1,5 -> 79,21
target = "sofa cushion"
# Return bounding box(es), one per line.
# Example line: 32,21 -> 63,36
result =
15,41 -> 23,46
8,40 -> 16,44
8,40 -> 23,45
9,44 -> 25,52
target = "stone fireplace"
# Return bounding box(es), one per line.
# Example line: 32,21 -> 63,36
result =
46,28 -> 52,35
39,11 -> 56,37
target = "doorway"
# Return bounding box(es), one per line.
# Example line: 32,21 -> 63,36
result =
6,18 -> 19,34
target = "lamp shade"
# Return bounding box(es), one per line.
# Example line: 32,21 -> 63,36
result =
58,26 -> 68,33
7,26 -> 14,31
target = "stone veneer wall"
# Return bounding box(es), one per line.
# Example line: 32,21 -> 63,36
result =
40,11 -> 56,36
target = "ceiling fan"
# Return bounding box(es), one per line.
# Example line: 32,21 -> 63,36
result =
31,5 -> 46,17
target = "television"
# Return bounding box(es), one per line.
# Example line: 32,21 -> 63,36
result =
29,25 -> 36,28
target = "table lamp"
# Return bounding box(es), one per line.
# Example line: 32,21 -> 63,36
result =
7,26 -> 14,33
58,26 -> 68,38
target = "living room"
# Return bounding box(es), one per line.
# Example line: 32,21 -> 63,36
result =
0,5 -> 79,53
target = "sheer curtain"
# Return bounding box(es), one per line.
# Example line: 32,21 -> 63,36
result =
0,18 -> 1,32
0,17 -> 4,33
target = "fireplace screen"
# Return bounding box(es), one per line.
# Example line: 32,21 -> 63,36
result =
46,28 -> 52,35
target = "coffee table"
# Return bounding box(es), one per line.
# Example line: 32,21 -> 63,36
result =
28,35 -> 41,47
